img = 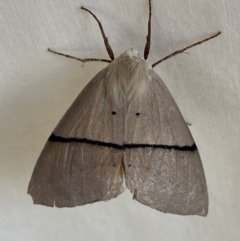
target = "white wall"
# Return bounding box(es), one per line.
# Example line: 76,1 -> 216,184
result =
1,0 -> 239,240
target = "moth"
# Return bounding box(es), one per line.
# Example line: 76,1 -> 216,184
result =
28,0 -> 220,216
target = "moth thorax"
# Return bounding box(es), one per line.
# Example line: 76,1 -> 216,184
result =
105,55 -> 151,108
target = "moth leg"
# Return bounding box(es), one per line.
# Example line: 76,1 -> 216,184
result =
47,48 -> 111,63
152,31 -> 221,67
81,6 -> 114,60
144,0 -> 152,60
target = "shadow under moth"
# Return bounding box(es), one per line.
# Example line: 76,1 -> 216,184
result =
28,0 -> 220,216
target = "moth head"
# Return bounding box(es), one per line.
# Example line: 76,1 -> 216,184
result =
122,48 -> 144,61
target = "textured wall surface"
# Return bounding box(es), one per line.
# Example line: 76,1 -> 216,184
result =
1,0 -> 239,240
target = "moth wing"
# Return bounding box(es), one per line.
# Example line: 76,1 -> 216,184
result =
52,69 -> 124,145
28,69 -> 125,207
124,70 -> 208,216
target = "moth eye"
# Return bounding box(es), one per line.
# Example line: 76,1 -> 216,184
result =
128,164 -> 131,167
113,164 -> 116,167
112,111 -> 116,115
136,113 -> 140,116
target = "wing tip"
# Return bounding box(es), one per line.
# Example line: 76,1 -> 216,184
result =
133,196 -> 208,217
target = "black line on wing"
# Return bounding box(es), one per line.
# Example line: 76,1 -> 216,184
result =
49,133 -> 197,151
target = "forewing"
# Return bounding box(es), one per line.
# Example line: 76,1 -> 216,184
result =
124,70 -> 208,216
28,69 -> 125,207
